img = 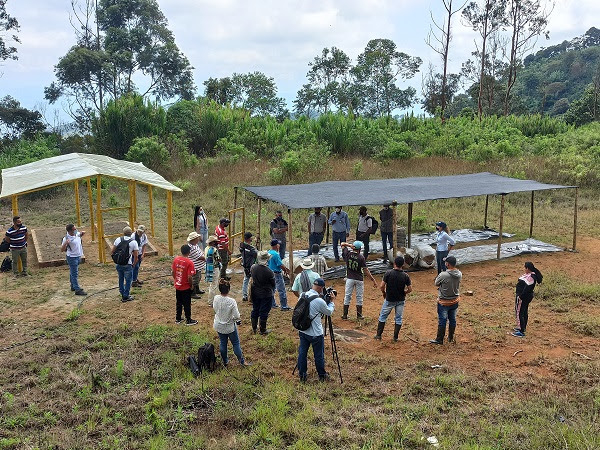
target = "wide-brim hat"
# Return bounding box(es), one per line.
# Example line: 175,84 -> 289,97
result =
207,235 -> 219,244
300,257 -> 314,270
187,231 -> 201,242
137,225 -> 146,232
257,250 -> 271,265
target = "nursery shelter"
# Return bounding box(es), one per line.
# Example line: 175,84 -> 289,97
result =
241,172 -> 577,278
0,153 -> 182,264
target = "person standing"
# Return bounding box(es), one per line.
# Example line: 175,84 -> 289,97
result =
328,206 -> 350,262
194,206 -> 209,250
291,258 -> 320,298
356,206 -> 373,258
213,280 -> 250,366
172,244 -> 198,326
375,256 -> 412,341
250,251 -> 276,335
215,217 -> 231,279
512,262 -> 543,338
268,239 -> 291,311
296,278 -> 335,383
379,204 -> 394,263
240,232 -> 257,302
132,225 -> 148,288
430,256 -> 461,344
187,231 -> 206,299
270,211 -> 288,259
309,244 -> 328,277
307,207 -> 326,255
435,221 -> 455,275
340,241 -> 378,320
4,216 -> 28,276
205,235 -> 221,306
61,224 -> 87,296
111,226 -> 139,303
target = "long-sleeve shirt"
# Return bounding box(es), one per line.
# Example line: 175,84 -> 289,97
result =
300,289 -> 335,337
213,295 -> 241,334
436,231 -> 455,252
328,210 -> 350,233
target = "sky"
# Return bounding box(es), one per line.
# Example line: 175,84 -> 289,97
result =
1,0 -> 599,124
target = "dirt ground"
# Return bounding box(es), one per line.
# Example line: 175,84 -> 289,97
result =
1,231 -> 599,380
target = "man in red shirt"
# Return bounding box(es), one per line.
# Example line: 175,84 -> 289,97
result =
215,217 -> 231,279
172,244 -> 198,325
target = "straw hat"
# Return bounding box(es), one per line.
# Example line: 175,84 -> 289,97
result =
207,235 -> 219,244
137,225 -> 146,232
300,257 -> 315,270
187,231 -> 201,242
256,251 -> 271,265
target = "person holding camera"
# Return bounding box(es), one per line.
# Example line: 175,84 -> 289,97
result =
340,241 -> 378,320
430,255 -> 461,344
213,279 -> 250,367
61,224 -> 86,296
375,256 -> 412,341
296,278 -> 335,382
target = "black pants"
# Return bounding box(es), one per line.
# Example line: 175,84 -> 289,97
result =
515,295 -> 532,333
357,231 -> 370,258
251,295 -> 273,320
176,289 -> 192,321
381,231 -> 393,260
219,249 -> 229,276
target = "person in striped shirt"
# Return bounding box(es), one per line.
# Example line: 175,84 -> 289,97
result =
186,231 -> 206,299
215,218 -> 231,280
4,216 -> 28,276
309,244 -> 328,277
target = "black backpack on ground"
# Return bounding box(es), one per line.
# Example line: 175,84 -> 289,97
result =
111,237 -> 131,265
367,215 -> 379,234
292,292 -> 321,331
197,343 -> 216,372
0,255 -> 11,272
0,240 -> 9,252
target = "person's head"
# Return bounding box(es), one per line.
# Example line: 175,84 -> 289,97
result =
352,240 -> 363,252
335,206 -> 342,213
136,225 -> 146,235
313,277 -> 326,294
314,207 -> 322,215
207,235 -> 219,246
181,244 -> 191,256
300,257 -> 314,271
187,231 -> 201,245
123,226 -> 133,236
218,279 -> 231,295
244,231 -> 253,243
256,250 -> 271,265
194,205 -> 202,216
524,261 -> 543,284
445,255 -> 457,269
13,216 -> 21,226
219,217 -> 231,227
359,206 -> 367,216
311,243 -> 320,254
435,221 -> 448,232
275,210 -> 283,218
66,224 -> 76,235
270,238 -> 280,249
394,255 -> 405,269
383,204 -> 390,210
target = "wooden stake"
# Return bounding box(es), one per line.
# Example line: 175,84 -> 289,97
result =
497,194 -> 505,259
573,187 -> 578,251
128,181 -> 134,228
86,178 -> 95,241
96,175 -> 104,263
392,202 -> 398,259
325,206 -> 331,245
484,195 -> 489,228
148,184 -> 154,237
167,190 -> 174,256
74,181 -> 81,226
288,208 -> 294,283
529,191 -> 534,238
257,198 -> 262,250
407,202 -> 413,248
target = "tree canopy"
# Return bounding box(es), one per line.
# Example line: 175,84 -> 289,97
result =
0,0 -> 19,61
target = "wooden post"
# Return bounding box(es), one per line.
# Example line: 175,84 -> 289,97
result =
573,187 -> 578,251
288,208 -> 294,283
257,197 -> 262,250
484,195 -> 489,229
11,195 -> 18,216
167,190 -> 174,256
128,181 -> 134,228
148,184 -> 155,237
74,181 -> 81,227
407,202 -> 413,248
325,206 -> 331,245
497,194 -> 505,259
132,182 -> 137,223
392,202 -> 398,259
86,178 -> 95,241
529,191 -> 534,238
96,175 -> 104,263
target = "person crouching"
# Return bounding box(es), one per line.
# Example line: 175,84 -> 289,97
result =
213,279 -> 250,367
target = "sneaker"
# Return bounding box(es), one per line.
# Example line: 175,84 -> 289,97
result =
240,360 -> 252,367
186,319 -> 198,326
136,280 -> 144,285
191,293 -> 201,299
272,304 -> 280,309
374,335 -> 382,340
121,296 -> 134,302
131,281 -> 142,288
75,289 -> 87,296
280,306 -> 291,311
319,373 -> 331,382
511,330 -> 525,337
175,319 -> 183,324
71,287 -> 76,291
198,289 -> 205,294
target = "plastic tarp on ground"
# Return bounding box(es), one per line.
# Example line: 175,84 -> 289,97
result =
242,172 -> 573,209
0,153 -> 182,199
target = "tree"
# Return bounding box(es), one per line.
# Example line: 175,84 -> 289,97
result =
0,0 -> 19,62
229,71 -> 287,118
203,77 -> 234,106
0,96 -> 45,139
45,0 -> 195,130
422,65 -> 461,116
351,39 -> 422,118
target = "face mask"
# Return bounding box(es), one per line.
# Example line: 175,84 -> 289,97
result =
335,208 -> 341,213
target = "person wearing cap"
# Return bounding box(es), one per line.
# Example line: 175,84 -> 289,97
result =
215,218 -> 231,279
270,211 -> 288,259
131,225 -> 148,288
61,224 -> 86,296
187,231 -> 206,299
194,206 -> 209,250
307,207 -> 326,256
205,235 -> 222,306
379,204 -> 394,263
111,226 -> 139,302
435,221 -> 455,275
239,232 -> 257,302
328,206 -> 350,262
291,257 -> 320,297
356,206 -> 373,258
268,239 -> 291,310
172,244 -> 198,326
309,244 -> 328,277
430,255 -> 462,344
296,277 -> 336,383
250,251 -> 276,334
340,240 -> 377,319
375,256 -> 412,341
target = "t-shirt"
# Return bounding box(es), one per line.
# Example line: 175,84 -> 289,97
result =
342,247 -> 366,281
113,236 -> 139,265
5,224 -> 27,249
134,232 -> 149,256
188,243 -> 206,272
215,224 -> 229,250
172,256 -> 196,291
62,231 -> 84,258
267,249 -> 283,272
291,269 -> 320,294
357,215 -> 373,233
383,268 -> 411,303
270,217 -> 288,241
308,213 -> 326,234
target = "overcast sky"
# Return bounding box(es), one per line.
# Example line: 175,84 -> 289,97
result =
1,0 -> 598,122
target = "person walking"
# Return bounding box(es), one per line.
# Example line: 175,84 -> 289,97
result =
291,257 -> 320,298
4,216 -> 28,276
250,251 -> 276,335
213,279 -> 250,366
356,206 -> 373,258
215,217 -> 231,279
375,256 -> 412,341
172,244 -> 198,326
512,262 -> 543,338
131,225 -> 148,288
268,239 -> 291,311
309,244 -> 328,277
340,241 -> 378,320
111,226 -> 139,302
194,206 -> 209,250
296,278 -> 336,383
430,256 -> 461,344
435,221 -> 455,275
328,206 -> 350,262
187,231 -> 206,299
379,204 -> 394,263
61,224 -> 87,296
307,207 -> 326,255
205,235 -> 221,306
239,232 -> 257,302
270,211 -> 288,259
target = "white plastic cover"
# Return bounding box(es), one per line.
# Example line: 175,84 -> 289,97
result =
0,153 -> 182,198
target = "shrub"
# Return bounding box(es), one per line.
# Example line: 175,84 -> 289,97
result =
0,135 -> 60,169
377,140 -> 413,160
125,136 -> 169,170
215,138 -> 254,163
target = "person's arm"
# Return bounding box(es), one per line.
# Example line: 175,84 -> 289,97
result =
328,213 -> 335,225
365,217 -> 373,234
447,233 -> 456,249
321,218 -> 326,233
61,236 -> 69,252
316,295 -> 335,316
110,242 -> 117,255
340,242 -> 352,249
232,301 -> 241,322
434,273 -> 443,286
345,214 -> 350,235
307,217 -> 312,233
364,267 -> 378,288
321,256 -> 328,271
405,285 -> 413,295
132,249 -> 138,266
379,279 -> 386,298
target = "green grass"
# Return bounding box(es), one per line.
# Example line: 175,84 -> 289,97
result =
538,271 -> 600,313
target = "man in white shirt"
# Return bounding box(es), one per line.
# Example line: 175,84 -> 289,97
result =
132,225 -> 148,288
61,224 -> 86,296
111,226 -> 139,302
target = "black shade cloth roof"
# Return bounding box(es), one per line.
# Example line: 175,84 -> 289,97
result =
242,172 -> 574,209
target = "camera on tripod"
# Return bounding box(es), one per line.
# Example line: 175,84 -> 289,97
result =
324,286 -> 337,304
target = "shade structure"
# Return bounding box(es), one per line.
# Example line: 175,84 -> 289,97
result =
242,172 -> 573,209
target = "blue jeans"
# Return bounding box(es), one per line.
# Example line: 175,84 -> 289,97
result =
437,302 -> 458,327
218,327 -> 244,365
308,233 -> 324,255
436,250 -> 449,274
66,255 -> 81,291
273,271 -> 288,307
297,332 -> 326,378
132,256 -> 143,281
332,231 -> 347,260
378,300 -> 405,325
381,232 -> 393,260
278,240 -> 286,260
116,264 -> 133,299
242,273 -> 251,299
199,229 -> 208,250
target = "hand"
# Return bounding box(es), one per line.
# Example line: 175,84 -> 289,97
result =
331,220 -> 336,224
236,320 -> 242,326
346,233 -> 350,237
372,280 -> 378,289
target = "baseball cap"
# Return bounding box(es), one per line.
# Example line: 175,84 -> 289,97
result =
313,278 -> 326,287
219,217 -> 231,224
352,240 -> 363,249
244,232 -> 253,239
270,238 -> 280,246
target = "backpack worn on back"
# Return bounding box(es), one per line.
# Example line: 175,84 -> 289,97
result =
0,255 -> 11,272
292,292 -> 321,331
111,237 -> 131,265
368,215 -> 379,234
197,343 -> 216,372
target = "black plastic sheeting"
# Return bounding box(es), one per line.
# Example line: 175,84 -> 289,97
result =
242,172 -> 573,209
